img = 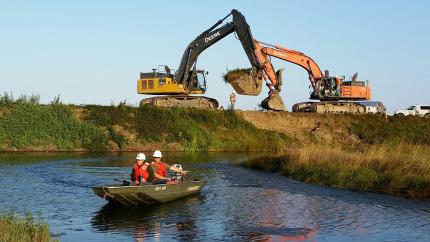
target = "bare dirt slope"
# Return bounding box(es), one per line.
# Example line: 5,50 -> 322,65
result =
236,111 -> 360,144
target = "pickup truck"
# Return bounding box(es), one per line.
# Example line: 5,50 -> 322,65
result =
358,101 -> 386,114
395,105 -> 430,117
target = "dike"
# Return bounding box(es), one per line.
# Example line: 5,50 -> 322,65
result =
2,102 -> 430,198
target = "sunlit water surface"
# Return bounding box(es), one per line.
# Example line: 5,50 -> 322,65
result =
1,152 -> 429,241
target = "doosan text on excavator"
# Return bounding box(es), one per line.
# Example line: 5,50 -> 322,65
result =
136,9 -> 372,114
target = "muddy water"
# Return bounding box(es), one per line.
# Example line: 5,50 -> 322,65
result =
0,152 -> 429,241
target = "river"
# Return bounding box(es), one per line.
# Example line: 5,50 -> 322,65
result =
0,152 -> 429,241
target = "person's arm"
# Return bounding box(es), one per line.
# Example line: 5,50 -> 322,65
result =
151,164 -> 170,180
154,172 -> 168,180
131,166 -> 139,184
135,169 -> 144,185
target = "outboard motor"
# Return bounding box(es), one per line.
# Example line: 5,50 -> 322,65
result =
171,164 -> 183,181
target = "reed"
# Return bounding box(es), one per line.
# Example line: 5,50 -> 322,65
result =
241,143 -> 430,198
0,212 -> 58,242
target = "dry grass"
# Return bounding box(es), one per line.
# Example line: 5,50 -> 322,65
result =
0,212 -> 58,242
242,143 -> 430,198
223,68 -> 251,83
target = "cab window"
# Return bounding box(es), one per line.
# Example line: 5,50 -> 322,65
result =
141,80 -> 147,89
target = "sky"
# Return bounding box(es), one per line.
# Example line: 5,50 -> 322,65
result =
1,0 -> 429,113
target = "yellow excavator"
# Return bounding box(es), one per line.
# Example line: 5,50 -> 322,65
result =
137,9 -> 265,109
137,65 -> 219,108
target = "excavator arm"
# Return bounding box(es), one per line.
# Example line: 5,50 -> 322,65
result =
252,40 -> 371,108
254,41 -> 324,90
175,9 -> 261,88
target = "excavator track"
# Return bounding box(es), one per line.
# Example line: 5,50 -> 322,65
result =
140,95 -> 219,109
292,101 -> 366,114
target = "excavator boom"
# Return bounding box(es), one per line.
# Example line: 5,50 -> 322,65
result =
137,9 -> 267,109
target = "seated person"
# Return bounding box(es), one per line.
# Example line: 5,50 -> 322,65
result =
130,153 -> 149,185
147,150 -> 188,184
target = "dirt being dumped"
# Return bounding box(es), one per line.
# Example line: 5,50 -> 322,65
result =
223,68 -> 263,96
223,68 -> 251,83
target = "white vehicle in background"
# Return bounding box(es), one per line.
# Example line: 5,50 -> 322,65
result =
395,105 -> 430,117
358,101 -> 386,114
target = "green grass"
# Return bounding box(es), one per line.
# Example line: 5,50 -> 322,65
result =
0,212 -> 58,242
351,114 -> 430,145
0,103 -> 107,151
84,105 -> 292,152
0,93 -> 292,152
222,68 -> 252,83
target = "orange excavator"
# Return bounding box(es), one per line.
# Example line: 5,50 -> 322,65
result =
246,40 -> 371,113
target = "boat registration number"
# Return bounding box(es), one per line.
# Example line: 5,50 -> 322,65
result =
187,186 -> 200,191
155,186 -> 167,191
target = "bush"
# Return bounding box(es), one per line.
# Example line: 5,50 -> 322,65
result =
0,103 -> 107,151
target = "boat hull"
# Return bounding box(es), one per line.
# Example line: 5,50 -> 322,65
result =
92,180 -> 205,205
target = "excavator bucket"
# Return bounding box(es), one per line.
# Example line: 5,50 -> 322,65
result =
261,92 -> 286,111
224,69 -> 262,96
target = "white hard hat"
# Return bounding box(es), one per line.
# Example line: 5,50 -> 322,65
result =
153,150 -> 162,158
136,153 -> 146,160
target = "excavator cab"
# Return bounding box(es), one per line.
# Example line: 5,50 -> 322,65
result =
311,73 -> 371,101
187,69 -> 208,94
137,65 -> 208,95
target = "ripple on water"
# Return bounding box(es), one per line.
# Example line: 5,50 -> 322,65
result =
1,154 -> 430,242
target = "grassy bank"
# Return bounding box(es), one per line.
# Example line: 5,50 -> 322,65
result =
0,94 -> 291,152
241,143 -> 430,198
0,103 -> 108,151
352,114 -> 430,145
2,94 -> 430,197
0,212 -> 58,242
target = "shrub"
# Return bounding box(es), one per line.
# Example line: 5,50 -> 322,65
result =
0,211 -> 58,242
0,103 -> 107,151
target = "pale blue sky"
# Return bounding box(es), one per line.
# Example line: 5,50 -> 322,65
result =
1,1 -> 429,113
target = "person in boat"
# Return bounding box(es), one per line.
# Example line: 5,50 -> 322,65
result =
130,153 -> 150,185
147,150 -> 188,184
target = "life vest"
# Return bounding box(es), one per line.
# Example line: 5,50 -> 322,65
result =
152,161 -> 167,177
131,162 -> 149,182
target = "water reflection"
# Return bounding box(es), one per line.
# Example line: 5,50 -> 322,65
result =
92,197 -> 202,241
240,226 -> 316,241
